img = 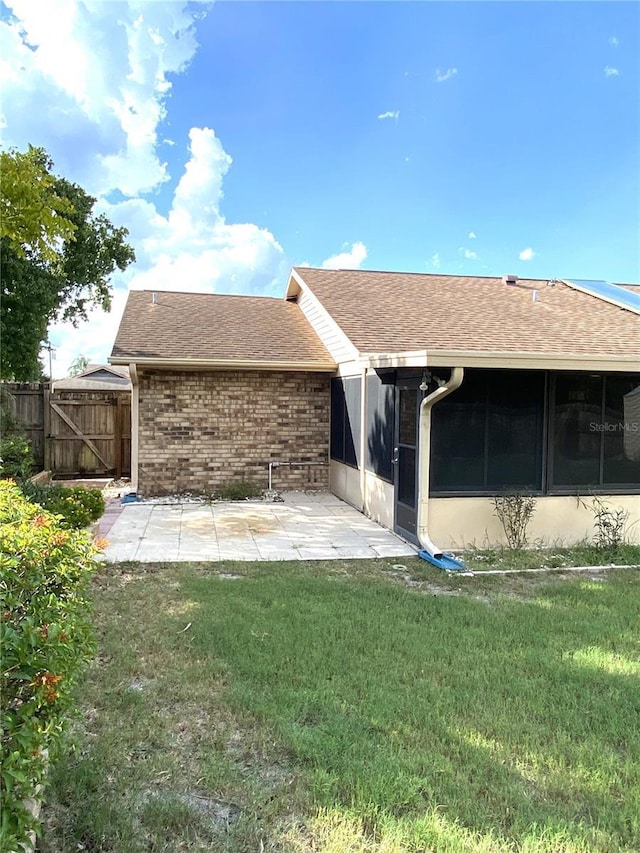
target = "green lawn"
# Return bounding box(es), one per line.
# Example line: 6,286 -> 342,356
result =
41,559 -> 640,852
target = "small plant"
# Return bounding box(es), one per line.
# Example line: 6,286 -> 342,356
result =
492,492 -> 536,550
580,495 -> 629,552
20,483 -> 106,529
0,480 -> 99,850
211,480 -> 262,501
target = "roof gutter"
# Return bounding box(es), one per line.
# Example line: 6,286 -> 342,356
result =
108,356 -> 336,372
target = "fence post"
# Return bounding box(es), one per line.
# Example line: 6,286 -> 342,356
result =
114,396 -> 124,479
43,385 -> 51,472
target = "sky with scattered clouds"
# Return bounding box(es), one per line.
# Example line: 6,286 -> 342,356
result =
1,0 -> 638,375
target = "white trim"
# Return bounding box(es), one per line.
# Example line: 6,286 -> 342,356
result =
362,350 -> 640,372
109,356 -> 336,372
129,364 -> 139,492
362,350 -> 429,369
287,269 -> 360,362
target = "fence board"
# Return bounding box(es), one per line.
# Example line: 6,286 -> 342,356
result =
2,383 -> 45,469
1,382 -> 131,477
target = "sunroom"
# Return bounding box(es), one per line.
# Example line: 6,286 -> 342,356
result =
330,366 -> 640,550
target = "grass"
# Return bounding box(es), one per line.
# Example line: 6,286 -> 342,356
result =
40,558 -> 640,852
463,542 -> 640,572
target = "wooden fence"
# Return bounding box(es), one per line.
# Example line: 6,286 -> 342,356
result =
2,383 -> 131,478
2,383 -> 46,469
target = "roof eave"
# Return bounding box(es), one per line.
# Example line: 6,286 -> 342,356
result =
362,350 -> 640,372
109,355 -> 336,373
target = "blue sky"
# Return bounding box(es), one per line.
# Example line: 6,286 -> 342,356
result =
1,1 -> 638,373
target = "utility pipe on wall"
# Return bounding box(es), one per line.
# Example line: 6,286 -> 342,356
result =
417,366 -> 465,565
268,460 -> 328,492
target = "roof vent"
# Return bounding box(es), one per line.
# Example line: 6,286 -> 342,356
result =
502,275 -> 518,286
152,292 -> 158,304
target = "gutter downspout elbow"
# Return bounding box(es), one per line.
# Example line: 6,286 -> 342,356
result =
417,367 -> 466,570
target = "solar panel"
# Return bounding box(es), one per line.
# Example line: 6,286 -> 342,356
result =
564,279 -> 640,315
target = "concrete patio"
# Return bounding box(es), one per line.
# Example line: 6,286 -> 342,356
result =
102,492 -> 416,563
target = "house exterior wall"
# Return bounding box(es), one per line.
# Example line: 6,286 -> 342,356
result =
364,470 -> 394,529
330,465 -> 395,530
137,369 -> 330,496
329,459 -> 362,510
427,495 -> 640,549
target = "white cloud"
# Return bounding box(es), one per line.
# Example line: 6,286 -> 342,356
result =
4,2 -> 295,376
378,110 -> 399,121
435,67 -> 458,83
459,247 -> 478,260
468,231 -> 477,239
46,126 -> 288,375
604,66 -> 620,77
430,252 -> 440,269
519,247 -> 535,261
609,35 -> 619,47
322,242 -> 367,270
0,0 -> 200,196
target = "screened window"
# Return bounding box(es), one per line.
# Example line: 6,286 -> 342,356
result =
430,370 -> 545,493
366,372 -> 395,482
330,377 -> 361,468
552,374 -> 640,489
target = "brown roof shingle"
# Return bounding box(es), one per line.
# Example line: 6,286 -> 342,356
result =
111,290 -> 334,366
293,268 -> 640,359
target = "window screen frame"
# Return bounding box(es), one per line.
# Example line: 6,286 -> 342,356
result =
330,376 -> 362,470
548,372 -> 640,494
365,372 -> 395,483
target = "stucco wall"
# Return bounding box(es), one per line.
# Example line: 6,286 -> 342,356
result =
329,459 -> 362,510
363,470 -> 394,529
427,495 -> 640,550
137,369 -> 330,496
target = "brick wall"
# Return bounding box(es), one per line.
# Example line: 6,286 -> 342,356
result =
137,369 -> 331,496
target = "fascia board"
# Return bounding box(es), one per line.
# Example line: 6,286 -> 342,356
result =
108,356 -> 336,372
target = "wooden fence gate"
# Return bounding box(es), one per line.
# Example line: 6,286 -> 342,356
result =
3,383 -> 131,478
47,393 -> 131,478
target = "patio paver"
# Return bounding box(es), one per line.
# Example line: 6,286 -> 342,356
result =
102,492 -> 416,562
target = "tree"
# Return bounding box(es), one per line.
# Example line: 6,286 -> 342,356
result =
68,355 -> 89,377
0,146 -> 76,262
0,147 -> 135,381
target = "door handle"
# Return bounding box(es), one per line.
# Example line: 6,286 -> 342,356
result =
391,448 -> 399,465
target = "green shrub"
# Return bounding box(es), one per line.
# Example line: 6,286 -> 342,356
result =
0,480 -> 98,850
0,433 -> 34,482
0,387 -> 35,482
20,483 -> 106,529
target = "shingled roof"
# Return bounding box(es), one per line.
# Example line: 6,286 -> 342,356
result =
110,290 -> 335,369
290,268 -> 640,362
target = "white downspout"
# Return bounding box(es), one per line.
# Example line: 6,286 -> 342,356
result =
417,366 -> 464,558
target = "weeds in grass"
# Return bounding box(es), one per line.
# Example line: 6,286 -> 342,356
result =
492,492 -> 536,549
208,480 -> 263,501
580,495 -> 631,551
463,541 -> 640,572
